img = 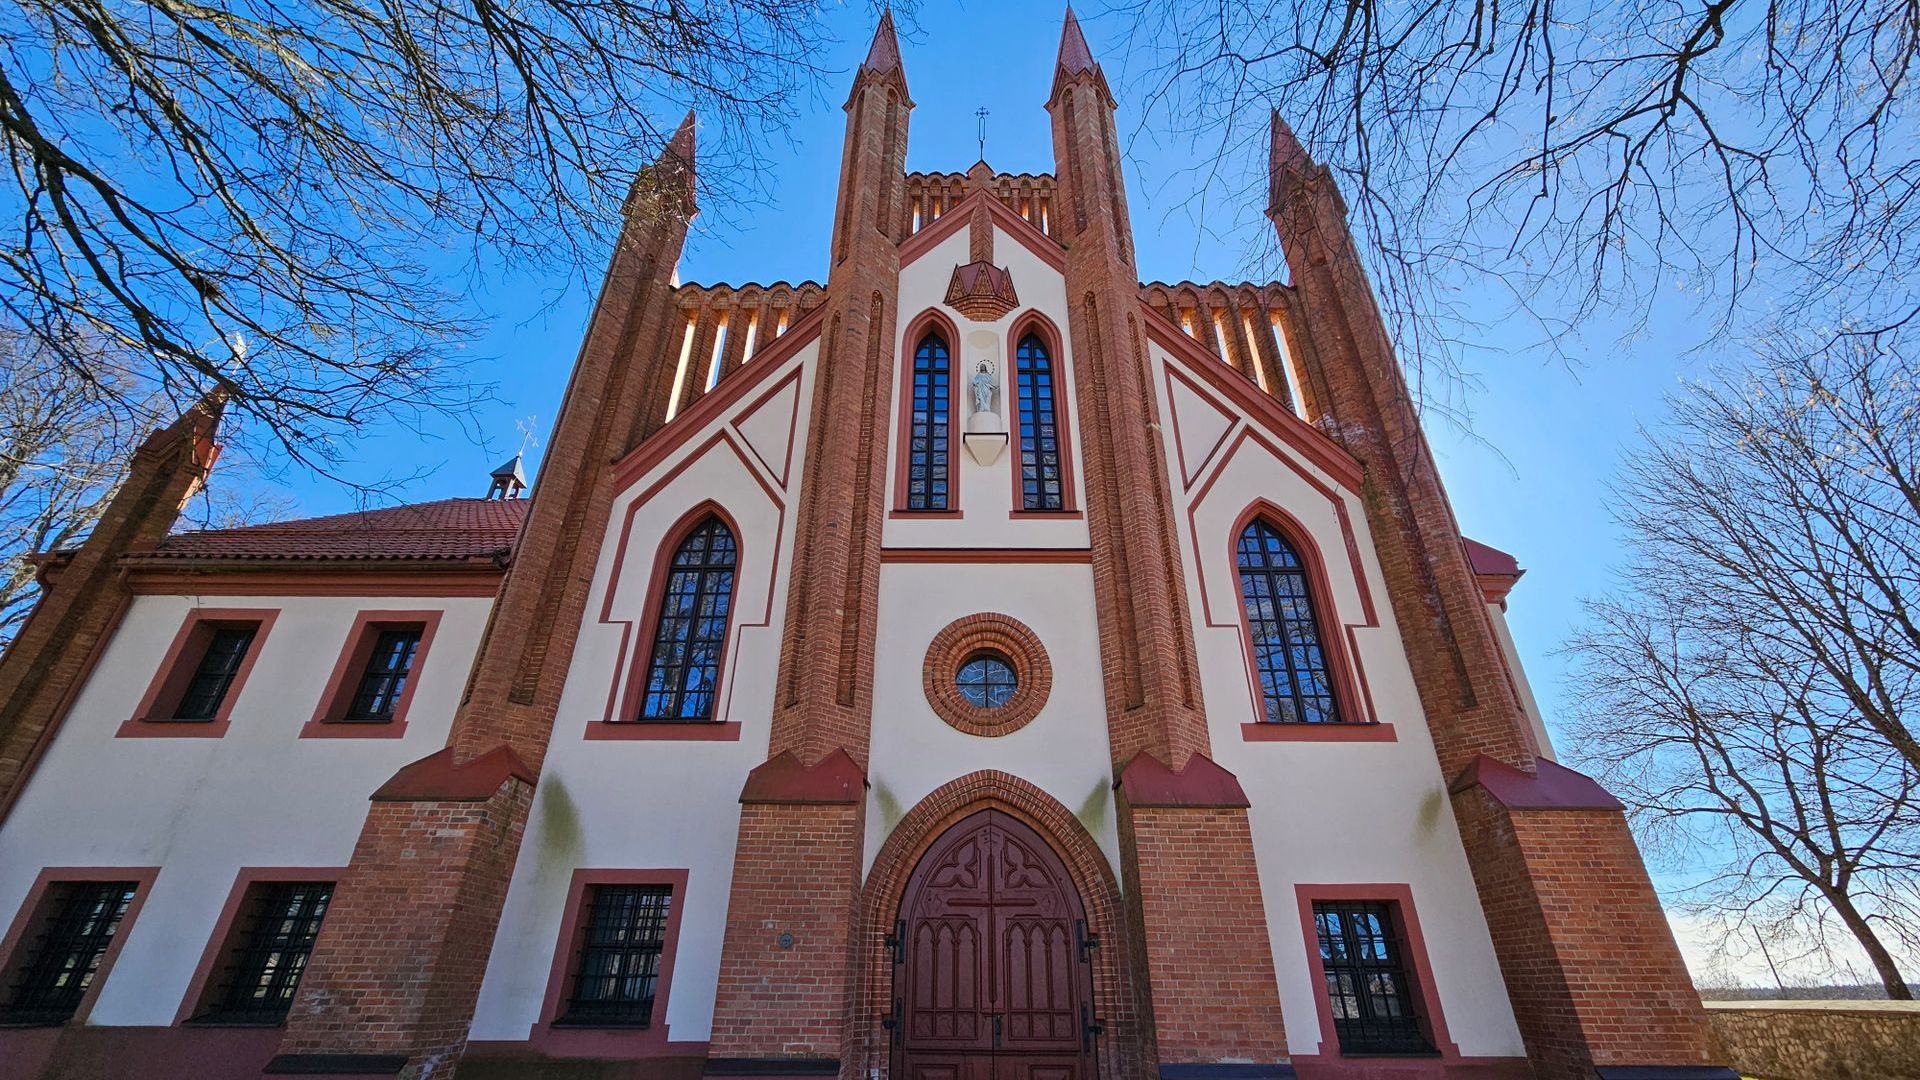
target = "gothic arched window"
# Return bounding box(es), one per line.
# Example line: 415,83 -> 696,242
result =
638,515 -> 737,722
1236,517 -> 1341,724
1015,333 -> 1065,511
905,332 -> 952,511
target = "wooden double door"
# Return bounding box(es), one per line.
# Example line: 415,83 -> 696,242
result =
894,810 -> 1095,1080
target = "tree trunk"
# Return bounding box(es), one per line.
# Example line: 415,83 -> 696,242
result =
1824,887 -> 1913,999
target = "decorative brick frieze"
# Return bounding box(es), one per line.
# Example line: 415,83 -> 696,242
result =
944,261 -> 1019,322
0,392 -> 222,824
1139,281 -> 1294,409
921,612 -> 1052,737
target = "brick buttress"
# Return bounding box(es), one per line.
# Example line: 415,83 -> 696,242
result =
0,393 -> 224,824
269,116 -> 701,1080
702,15 -> 908,1077
1048,11 -> 1289,1073
1266,111 -> 1733,1080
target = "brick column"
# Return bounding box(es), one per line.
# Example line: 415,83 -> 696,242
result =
704,16 -> 908,1075
1049,12 -> 1287,1071
1267,112 -> 1729,1080
0,393 -> 223,824
273,117 -> 700,1080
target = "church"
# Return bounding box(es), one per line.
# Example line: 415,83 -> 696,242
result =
0,13 -> 1736,1080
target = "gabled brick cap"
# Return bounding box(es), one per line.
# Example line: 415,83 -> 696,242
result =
739,748 -> 867,805
1449,754 -> 1624,811
371,745 -> 537,802
1116,752 -> 1250,809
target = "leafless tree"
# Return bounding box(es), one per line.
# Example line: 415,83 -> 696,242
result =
1109,0 -> 1920,392
2,0 -> 840,466
1567,330 -> 1920,996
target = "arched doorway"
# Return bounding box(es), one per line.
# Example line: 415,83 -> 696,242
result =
895,809 -> 1094,1080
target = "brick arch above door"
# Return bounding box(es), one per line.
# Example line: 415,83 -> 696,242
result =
853,771 -> 1141,1080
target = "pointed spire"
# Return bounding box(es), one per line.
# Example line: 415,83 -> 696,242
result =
486,452 -> 528,499
135,385 -> 226,465
1056,7 -> 1097,75
1269,108 -> 1311,179
862,9 -> 903,73
664,109 -> 696,166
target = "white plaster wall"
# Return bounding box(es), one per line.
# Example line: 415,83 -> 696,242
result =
1488,602 -> 1557,760
469,344 -> 815,1045
0,591 -> 492,1026
884,223 -> 1089,551
1153,342 -> 1529,1058
864,562 -> 1120,874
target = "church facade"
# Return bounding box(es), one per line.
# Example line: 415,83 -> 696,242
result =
0,14 -> 1734,1080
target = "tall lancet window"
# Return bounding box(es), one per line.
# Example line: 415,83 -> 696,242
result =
1015,333 -> 1065,511
638,516 -> 737,722
906,332 -> 952,510
1236,517 -> 1341,724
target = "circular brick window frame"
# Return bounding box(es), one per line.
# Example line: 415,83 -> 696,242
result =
923,614 -> 1052,737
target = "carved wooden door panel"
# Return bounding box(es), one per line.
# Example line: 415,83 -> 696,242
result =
897,810 -> 1090,1080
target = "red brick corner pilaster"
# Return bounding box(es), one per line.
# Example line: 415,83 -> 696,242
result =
706,753 -> 867,1068
0,391 -> 224,825
1116,754 -> 1289,1066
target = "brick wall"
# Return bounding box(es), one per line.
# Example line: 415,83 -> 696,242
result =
1707,1001 -> 1920,1079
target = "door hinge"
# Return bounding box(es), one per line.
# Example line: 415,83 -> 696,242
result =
881,997 -> 903,1043
1076,919 -> 1100,963
1081,1005 -> 1106,1053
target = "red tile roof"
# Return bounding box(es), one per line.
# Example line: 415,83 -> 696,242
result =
143,497 -> 526,563
1462,537 -> 1523,580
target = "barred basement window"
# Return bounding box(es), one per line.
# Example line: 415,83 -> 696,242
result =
196,882 -> 333,1024
1015,333 -> 1065,511
638,516 -> 737,722
906,332 -> 952,511
0,881 -> 136,1025
557,885 -> 673,1027
175,626 -> 257,721
1312,901 -> 1433,1055
342,629 -> 422,722
1236,518 -> 1341,724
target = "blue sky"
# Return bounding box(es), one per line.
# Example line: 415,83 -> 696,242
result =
270,5 -> 1708,794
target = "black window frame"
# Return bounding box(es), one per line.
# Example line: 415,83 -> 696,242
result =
905,332 -> 952,511
1015,333 -> 1066,511
191,881 -> 333,1026
0,880 -> 138,1026
173,625 -> 258,721
635,516 -> 738,723
1312,900 -> 1435,1056
341,627 -> 424,723
555,884 -> 674,1028
1236,517 -> 1342,725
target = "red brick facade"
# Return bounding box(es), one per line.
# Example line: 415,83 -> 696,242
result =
1267,113 -> 1724,1077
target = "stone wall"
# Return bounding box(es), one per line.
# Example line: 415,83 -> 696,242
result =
1706,1000 -> 1920,1079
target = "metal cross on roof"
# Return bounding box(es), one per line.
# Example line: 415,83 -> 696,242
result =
976,106 -> 989,162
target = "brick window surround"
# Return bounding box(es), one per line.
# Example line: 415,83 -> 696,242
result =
118,608 -> 279,738
301,611 -> 443,738
922,613 -> 1052,736
890,308 -> 964,519
174,866 -> 345,1025
1228,502 -> 1395,744
589,502 -> 744,742
1293,884 -> 1461,1063
529,869 -> 692,1058
0,866 -> 160,1027
1005,309 -> 1083,520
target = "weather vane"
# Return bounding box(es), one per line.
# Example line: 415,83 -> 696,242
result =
976,106 -> 990,161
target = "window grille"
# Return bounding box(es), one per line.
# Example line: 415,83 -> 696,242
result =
558,885 -> 673,1027
1,881 -> 136,1025
906,333 -> 952,510
638,517 -> 737,721
198,882 -> 332,1023
1312,901 -> 1433,1055
1236,519 -> 1340,723
955,651 -> 1018,709
1016,334 -> 1065,511
175,626 -> 257,720
343,629 -> 422,721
